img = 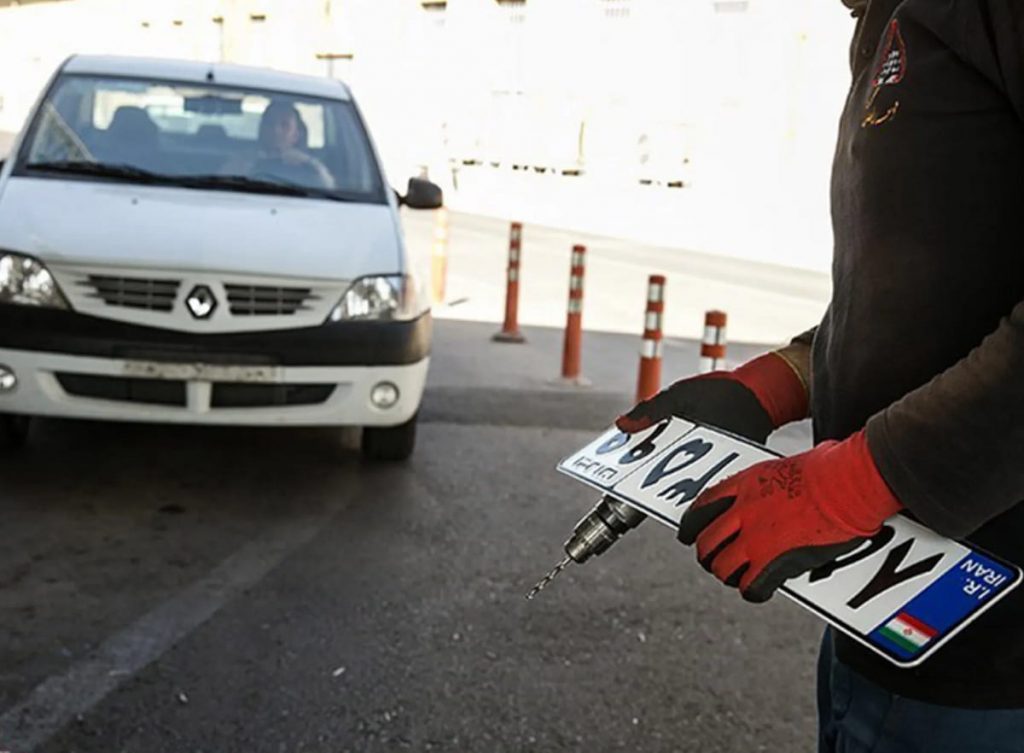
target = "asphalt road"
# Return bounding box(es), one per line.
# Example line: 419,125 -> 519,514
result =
0,318 -> 824,753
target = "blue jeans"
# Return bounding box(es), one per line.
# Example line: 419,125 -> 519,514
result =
817,629 -> 1024,753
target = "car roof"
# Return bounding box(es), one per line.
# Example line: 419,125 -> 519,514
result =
62,55 -> 352,101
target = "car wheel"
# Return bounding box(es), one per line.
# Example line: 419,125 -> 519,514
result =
361,414 -> 417,462
0,414 -> 31,450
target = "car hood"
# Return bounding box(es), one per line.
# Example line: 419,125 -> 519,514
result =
0,177 -> 402,280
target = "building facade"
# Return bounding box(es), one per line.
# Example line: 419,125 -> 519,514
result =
0,0 -> 856,270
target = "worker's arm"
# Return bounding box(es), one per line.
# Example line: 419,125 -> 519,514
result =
868,300 -> 1024,538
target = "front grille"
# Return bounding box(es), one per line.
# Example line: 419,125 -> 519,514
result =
56,373 -> 186,406
224,284 -> 319,316
56,373 -> 334,410
211,383 -> 335,408
78,275 -> 181,312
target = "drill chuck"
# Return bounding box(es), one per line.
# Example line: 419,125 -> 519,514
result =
526,496 -> 648,599
564,496 -> 648,564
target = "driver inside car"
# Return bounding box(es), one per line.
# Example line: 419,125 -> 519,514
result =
225,100 -> 335,189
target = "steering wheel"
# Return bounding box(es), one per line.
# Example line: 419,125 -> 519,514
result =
251,157 -> 328,190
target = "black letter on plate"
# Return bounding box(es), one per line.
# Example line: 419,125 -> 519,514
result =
808,525 -> 896,584
846,539 -> 944,610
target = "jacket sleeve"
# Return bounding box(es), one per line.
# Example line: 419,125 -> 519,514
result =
790,327 -> 817,349
866,300 -> 1024,538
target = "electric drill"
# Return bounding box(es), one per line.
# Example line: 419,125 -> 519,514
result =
526,495 -> 648,599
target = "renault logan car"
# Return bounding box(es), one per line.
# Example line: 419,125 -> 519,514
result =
0,55 -> 441,460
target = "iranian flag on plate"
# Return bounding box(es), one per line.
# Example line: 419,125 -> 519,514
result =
879,612 -> 938,654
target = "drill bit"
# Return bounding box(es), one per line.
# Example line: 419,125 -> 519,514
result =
525,556 -> 573,600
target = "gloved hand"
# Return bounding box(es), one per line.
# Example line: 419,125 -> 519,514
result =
677,429 -> 903,602
615,351 -> 809,444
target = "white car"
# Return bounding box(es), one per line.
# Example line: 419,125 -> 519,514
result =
0,55 -> 442,460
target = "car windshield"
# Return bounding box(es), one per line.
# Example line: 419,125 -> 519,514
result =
17,73 -> 386,203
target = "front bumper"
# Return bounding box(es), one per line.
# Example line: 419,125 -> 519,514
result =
0,348 -> 429,426
0,304 -> 432,426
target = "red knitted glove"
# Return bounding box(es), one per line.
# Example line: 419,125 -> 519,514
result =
616,352 -> 809,444
677,429 -> 902,603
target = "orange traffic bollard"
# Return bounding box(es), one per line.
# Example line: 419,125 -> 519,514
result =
493,222 -> 526,343
700,310 -> 728,373
430,207 -> 449,305
635,275 -> 666,402
559,244 -> 588,385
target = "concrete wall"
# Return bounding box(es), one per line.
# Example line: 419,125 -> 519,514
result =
0,0 -> 857,271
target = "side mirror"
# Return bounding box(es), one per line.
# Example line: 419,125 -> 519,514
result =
402,177 -> 443,210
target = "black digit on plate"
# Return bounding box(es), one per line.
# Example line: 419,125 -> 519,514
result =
619,420 -> 670,466
640,438 -> 714,489
658,452 -> 739,506
595,432 -> 631,456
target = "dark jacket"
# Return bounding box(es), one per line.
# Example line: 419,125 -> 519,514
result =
804,0 -> 1024,707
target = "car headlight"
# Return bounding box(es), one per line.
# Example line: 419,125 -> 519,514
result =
328,275 -> 421,322
0,253 -> 68,309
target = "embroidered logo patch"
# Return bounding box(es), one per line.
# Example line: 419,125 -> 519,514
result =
872,19 -> 906,88
863,19 -> 906,128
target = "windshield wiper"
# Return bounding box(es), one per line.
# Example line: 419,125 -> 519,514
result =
176,174 -> 354,202
25,160 -> 163,183
171,174 -> 314,198
24,162 -> 356,202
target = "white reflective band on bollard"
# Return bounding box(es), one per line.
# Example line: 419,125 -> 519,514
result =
640,339 -> 663,358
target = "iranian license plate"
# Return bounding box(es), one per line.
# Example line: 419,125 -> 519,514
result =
123,361 -> 281,383
558,418 -> 1021,668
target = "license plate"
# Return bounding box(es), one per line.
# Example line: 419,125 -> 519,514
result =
558,419 -> 1022,668
122,360 -> 281,383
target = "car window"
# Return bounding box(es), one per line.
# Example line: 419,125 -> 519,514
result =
18,73 -> 385,203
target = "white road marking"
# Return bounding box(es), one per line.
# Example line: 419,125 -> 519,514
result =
0,507 -> 347,751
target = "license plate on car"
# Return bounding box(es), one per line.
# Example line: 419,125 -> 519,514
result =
123,360 -> 281,383
558,419 -> 1022,668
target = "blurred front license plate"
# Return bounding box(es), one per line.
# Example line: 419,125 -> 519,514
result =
123,361 -> 281,383
558,418 -> 1021,669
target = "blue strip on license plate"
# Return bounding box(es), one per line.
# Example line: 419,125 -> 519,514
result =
866,551 -> 1018,663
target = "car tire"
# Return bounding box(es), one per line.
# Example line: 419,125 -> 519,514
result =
0,414 -> 31,450
361,414 -> 417,462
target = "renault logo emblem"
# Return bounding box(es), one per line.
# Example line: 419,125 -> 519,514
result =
185,285 -> 217,320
